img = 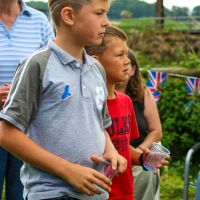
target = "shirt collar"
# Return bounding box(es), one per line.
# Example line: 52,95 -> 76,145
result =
48,39 -> 98,66
48,39 -> 75,65
19,0 -> 32,17
84,51 -> 99,66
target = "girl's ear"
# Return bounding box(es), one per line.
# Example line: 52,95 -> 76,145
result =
61,7 -> 74,26
129,65 -> 136,76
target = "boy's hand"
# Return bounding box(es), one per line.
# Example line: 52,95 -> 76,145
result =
0,121 -> 110,197
102,130 -> 127,176
64,162 -> 112,196
95,151 -> 127,176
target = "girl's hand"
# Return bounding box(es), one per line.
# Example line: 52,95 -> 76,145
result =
143,148 -> 170,174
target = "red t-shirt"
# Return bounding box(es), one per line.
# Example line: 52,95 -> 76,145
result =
106,91 -> 139,200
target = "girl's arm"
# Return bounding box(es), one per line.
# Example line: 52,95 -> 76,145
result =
137,88 -> 162,151
130,145 -> 170,173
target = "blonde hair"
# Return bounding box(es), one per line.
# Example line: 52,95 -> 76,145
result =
48,0 -> 113,28
85,25 -> 128,56
48,0 -> 92,27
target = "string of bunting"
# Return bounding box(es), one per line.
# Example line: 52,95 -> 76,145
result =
146,70 -> 200,103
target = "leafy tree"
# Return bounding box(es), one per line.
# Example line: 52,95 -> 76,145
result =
192,6 -> 200,18
26,1 -> 50,17
120,10 -> 132,19
170,6 -> 189,18
26,0 -> 191,20
108,0 -> 155,19
26,1 -> 48,11
108,0 -> 129,19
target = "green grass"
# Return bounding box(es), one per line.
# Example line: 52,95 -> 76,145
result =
160,173 -> 196,200
111,17 -> 200,33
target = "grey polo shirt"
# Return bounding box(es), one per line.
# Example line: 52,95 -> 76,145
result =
0,39 -> 111,200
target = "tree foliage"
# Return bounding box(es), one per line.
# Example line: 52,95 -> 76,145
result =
170,6 -> 189,18
192,5 -> 200,17
120,10 -> 132,19
157,77 -> 200,167
25,0 -> 199,20
26,1 -> 48,11
108,0 -> 156,19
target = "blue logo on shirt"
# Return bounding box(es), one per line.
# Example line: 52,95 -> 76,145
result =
62,85 -> 71,100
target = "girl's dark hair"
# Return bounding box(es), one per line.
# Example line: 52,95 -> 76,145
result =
125,48 -> 146,103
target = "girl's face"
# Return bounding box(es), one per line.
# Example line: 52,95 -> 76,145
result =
128,63 -> 136,78
98,36 -> 130,85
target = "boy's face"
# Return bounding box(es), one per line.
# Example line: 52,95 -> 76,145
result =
72,0 -> 110,46
99,36 -> 130,85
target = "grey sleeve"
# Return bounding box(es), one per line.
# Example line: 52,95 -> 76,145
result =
95,62 -> 111,129
102,100 -> 112,129
0,52 -> 48,132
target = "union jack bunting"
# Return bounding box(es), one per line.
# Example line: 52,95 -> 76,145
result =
186,77 -> 200,98
146,70 -> 168,103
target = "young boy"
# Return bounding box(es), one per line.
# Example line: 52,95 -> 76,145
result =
85,25 -> 170,199
0,1 -> 127,200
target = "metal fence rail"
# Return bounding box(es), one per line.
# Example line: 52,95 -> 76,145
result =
110,16 -> 200,33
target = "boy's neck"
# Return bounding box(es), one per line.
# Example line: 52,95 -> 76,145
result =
115,84 -> 126,94
107,83 -> 116,99
54,33 -> 84,63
